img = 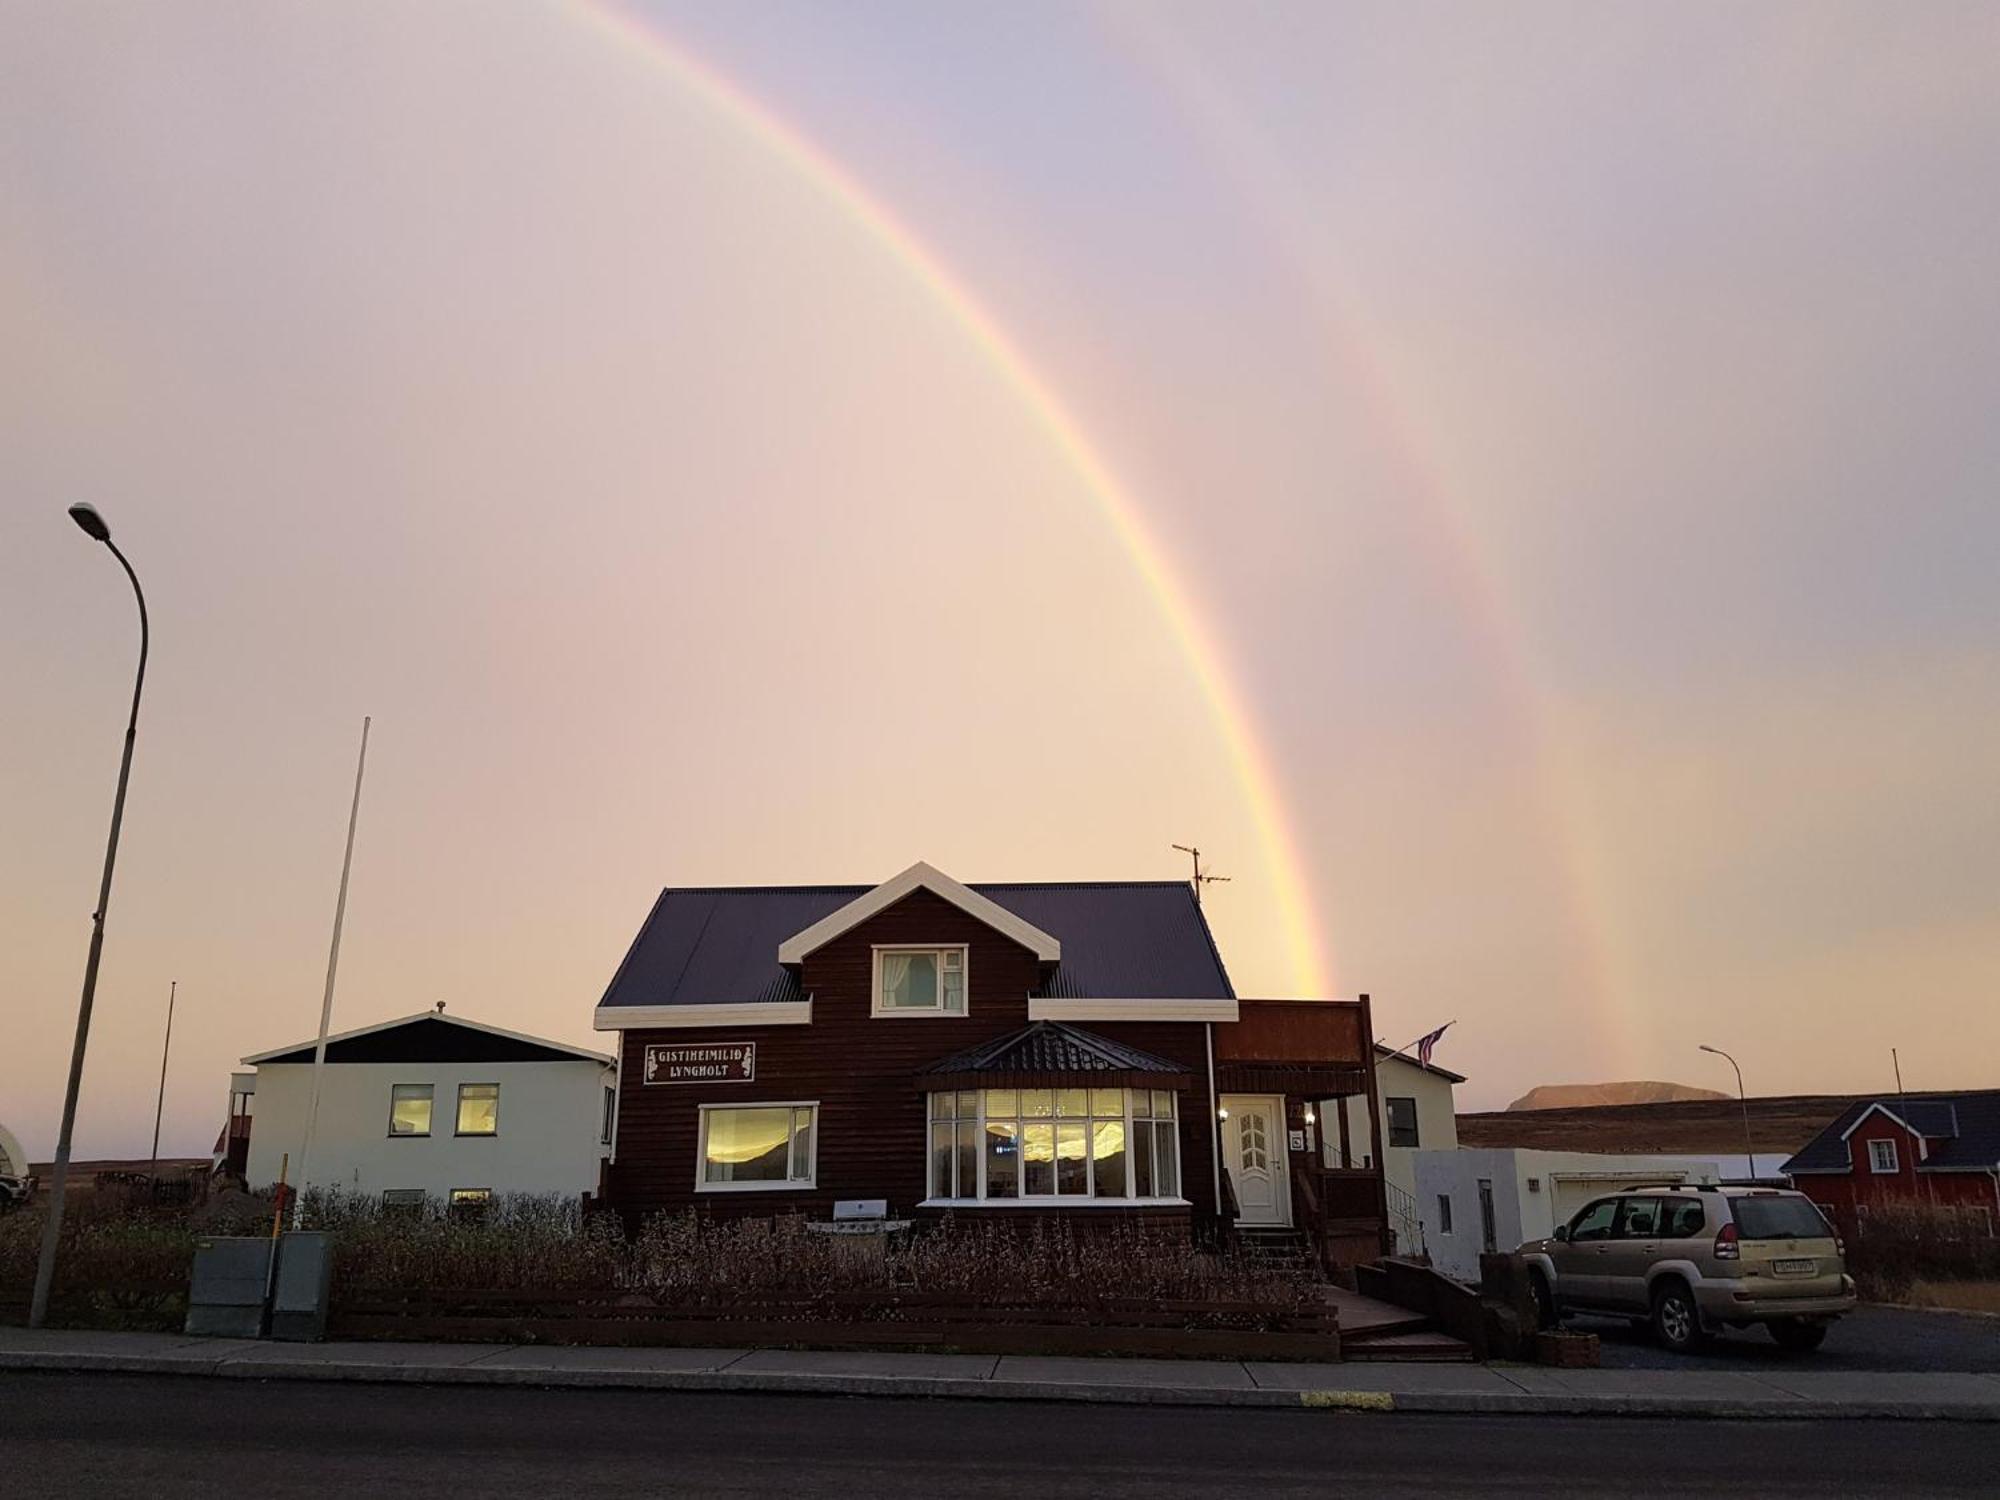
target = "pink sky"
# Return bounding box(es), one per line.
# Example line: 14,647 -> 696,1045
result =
3,2 -> 1997,1157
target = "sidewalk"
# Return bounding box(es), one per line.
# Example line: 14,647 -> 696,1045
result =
3,1327 -> 1997,1420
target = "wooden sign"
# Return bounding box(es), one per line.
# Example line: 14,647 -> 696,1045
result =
643,1042 -> 755,1085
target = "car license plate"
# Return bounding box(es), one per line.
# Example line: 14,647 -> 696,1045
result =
1772,1258 -> 1816,1276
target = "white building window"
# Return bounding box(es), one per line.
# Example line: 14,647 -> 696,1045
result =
698,1103 -> 817,1190
873,946 -> 967,1015
1437,1194 -> 1454,1234
927,1088 -> 1179,1203
388,1084 -> 433,1137
381,1189 -> 425,1215
448,1188 -> 491,1220
455,1083 -> 499,1137
602,1085 -> 617,1147
1868,1139 -> 1899,1174
1386,1096 -> 1420,1148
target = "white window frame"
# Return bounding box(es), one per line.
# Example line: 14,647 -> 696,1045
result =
1868,1138 -> 1899,1174
387,1083 -> 434,1138
922,1086 -> 1186,1207
695,1101 -> 819,1193
871,944 -> 969,1018
454,1082 -> 500,1138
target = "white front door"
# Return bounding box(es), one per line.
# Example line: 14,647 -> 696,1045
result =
1224,1095 -> 1288,1226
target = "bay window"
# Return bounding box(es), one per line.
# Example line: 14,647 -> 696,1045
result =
928,1087 -> 1180,1202
698,1103 -> 816,1190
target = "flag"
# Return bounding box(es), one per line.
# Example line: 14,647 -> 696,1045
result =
1416,1022 -> 1453,1068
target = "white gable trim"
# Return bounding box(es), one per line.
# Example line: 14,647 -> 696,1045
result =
244,1011 -> 614,1067
775,861 -> 1061,965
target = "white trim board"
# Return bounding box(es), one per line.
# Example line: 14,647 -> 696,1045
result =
244,1011 -> 614,1067
775,861 -> 1061,965
1028,997 -> 1237,1022
592,1000 -> 813,1032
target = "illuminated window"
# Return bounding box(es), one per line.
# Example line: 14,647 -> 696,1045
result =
928,1088 -> 1178,1202
388,1084 -> 433,1137
698,1104 -> 816,1190
455,1083 -> 499,1137
447,1187 -> 490,1221
874,947 -> 967,1015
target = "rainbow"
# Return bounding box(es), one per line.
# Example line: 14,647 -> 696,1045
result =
569,1 -> 1335,997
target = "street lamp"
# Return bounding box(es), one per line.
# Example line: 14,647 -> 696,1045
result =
29,504 -> 150,1329
1698,1044 -> 1758,1184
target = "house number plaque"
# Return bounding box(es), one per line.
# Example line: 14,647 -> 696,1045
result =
644,1042 -> 755,1084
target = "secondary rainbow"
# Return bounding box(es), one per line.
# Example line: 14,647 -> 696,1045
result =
569,0 -> 1333,997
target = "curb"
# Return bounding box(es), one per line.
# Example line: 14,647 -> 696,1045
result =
3,1350 -> 1997,1420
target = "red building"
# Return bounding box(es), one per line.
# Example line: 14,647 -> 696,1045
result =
593,861 -> 1389,1271
1782,1093 -> 2000,1239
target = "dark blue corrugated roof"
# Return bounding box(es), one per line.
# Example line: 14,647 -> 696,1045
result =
1783,1092 -> 2000,1174
597,879 -> 1233,1011
922,1022 -> 1191,1079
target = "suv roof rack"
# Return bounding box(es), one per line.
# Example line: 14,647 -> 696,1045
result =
1619,1181 -> 1719,1192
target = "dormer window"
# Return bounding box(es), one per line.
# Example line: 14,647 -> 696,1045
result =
873,945 -> 967,1016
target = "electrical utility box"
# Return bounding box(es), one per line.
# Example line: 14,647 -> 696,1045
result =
269,1231 -> 335,1342
185,1236 -> 274,1339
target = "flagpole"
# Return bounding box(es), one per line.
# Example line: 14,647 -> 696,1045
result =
293,715 -> 371,1226
1380,1020 -> 1457,1068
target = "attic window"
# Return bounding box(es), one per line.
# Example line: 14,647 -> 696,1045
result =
874,946 -> 967,1016
1869,1139 -> 1899,1174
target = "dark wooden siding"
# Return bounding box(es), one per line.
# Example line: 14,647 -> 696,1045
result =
604,889 -> 1222,1229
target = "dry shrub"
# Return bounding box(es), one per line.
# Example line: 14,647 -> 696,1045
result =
0,1201 -> 197,1329
1845,1203 -> 2000,1301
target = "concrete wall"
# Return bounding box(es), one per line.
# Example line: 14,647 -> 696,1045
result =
1335,1056 -> 1457,1252
245,1058 -> 613,1201
1414,1148 -> 1722,1281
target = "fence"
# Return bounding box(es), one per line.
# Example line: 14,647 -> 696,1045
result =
331,1285 -> 1341,1360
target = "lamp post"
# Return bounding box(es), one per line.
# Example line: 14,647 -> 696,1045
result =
30,504 -> 149,1329
1698,1044 -> 1758,1184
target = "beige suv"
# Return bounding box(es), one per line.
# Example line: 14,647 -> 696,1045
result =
1517,1186 -> 1857,1353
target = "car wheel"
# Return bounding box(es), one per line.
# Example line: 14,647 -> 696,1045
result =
1768,1319 -> 1828,1353
1527,1270 -> 1558,1330
1650,1280 -> 1706,1353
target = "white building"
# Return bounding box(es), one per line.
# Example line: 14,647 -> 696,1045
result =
1414,1148 -> 1723,1281
1333,1047 -> 1463,1255
240,1010 -> 615,1206
0,1123 -> 27,1179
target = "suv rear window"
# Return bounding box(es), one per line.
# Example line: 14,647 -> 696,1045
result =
1730,1196 -> 1833,1240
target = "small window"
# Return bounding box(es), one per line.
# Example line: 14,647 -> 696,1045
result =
601,1084 -> 616,1147
874,947 -> 967,1016
1616,1197 -> 1664,1238
388,1084 -> 434,1137
381,1189 -> 425,1216
1662,1197 -> 1707,1238
1385,1096 -> 1420,1149
447,1187 -> 491,1221
699,1104 -> 816,1190
455,1083 -> 499,1137
1868,1139 -> 1899,1174
1569,1198 -> 1618,1243
1437,1194 -> 1454,1234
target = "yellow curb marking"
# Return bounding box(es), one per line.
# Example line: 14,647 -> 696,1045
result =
1300,1390 -> 1396,1411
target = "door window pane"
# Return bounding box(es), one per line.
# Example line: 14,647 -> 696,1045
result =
389,1084 -> 433,1137
455,1083 -> 499,1136
1056,1122 -> 1088,1195
1569,1198 -> 1618,1242
1617,1197 -> 1664,1237
1092,1120 -> 1127,1198
1133,1124 -> 1155,1197
984,1121 -> 1019,1198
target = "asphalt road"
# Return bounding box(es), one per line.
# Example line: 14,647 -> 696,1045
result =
6,1372 -> 1995,1498
1579,1303 -> 2000,1371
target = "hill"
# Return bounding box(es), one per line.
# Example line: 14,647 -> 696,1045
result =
1507,1081 -> 1728,1111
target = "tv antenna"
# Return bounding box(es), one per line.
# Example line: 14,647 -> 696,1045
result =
1171,844 -> 1231,907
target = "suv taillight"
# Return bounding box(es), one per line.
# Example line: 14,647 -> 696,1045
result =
1714,1222 -> 1741,1261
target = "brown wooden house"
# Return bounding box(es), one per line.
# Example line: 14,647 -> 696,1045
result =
595,862 -> 1389,1271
